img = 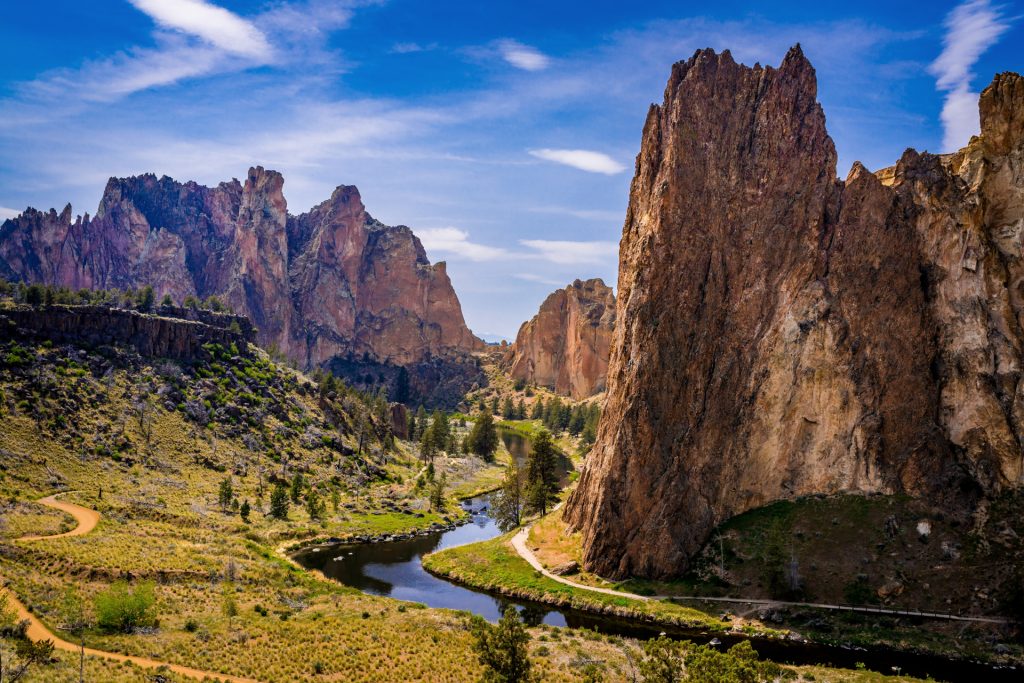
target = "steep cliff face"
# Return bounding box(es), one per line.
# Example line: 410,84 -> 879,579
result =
0,168 -> 484,406
503,278 -> 615,399
0,304 -> 254,362
564,48 -> 1024,579
287,185 -> 481,367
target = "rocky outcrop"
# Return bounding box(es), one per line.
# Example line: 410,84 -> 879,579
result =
502,278 -> 615,399
0,304 -> 253,361
564,48 -> 1024,579
286,185 -> 482,367
0,168 -> 484,406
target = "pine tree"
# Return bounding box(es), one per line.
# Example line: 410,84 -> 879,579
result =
217,477 -> 234,512
468,410 -> 499,462
568,405 -> 586,435
502,396 -> 515,419
290,472 -> 304,503
525,430 -> 558,516
407,411 -> 418,440
420,425 -> 437,463
415,405 -> 428,439
515,399 -> 526,420
470,609 -> 535,683
239,499 -> 251,523
493,460 -> 524,531
531,398 -> 544,420
429,471 -> 447,511
431,411 -> 450,452
269,483 -> 289,519
306,488 -> 325,520
137,285 -> 155,312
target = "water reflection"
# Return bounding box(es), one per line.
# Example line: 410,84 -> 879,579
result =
294,495 -> 569,626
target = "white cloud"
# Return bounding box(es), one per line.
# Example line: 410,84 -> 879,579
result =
529,148 -> 625,175
928,0 -> 1012,151
418,227 -> 508,262
391,42 -> 428,54
520,239 -> 618,265
528,205 -> 624,222
19,40 -> 226,103
128,0 -> 272,59
498,40 -> 551,71
514,273 -> 566,286
0,206 -> 21,221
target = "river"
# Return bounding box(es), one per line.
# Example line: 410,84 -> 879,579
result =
292,429 -> 1018,682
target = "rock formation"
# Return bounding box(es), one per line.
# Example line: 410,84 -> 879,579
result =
564,47 -> 1024,578
0,168 -> 484,406
0,304 -> 253,362
502,278 -> 615,399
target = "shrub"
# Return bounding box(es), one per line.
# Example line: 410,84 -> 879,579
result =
95,581 -> 157,633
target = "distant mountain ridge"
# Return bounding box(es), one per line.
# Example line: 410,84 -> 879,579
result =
0,167 -> 485,406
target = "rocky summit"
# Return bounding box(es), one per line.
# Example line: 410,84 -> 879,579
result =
0,168 -> 484,406
502,278 -> 615,399
564,47 -> 1024,579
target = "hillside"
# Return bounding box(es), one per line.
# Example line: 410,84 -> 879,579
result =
0,293 -> 637,682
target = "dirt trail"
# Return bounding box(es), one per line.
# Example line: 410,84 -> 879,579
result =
3,493 -> 261,683
512,516 -> 1010,625
17,494 -> 100,540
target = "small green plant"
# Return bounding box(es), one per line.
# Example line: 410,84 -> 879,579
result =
94,581 -> 157,633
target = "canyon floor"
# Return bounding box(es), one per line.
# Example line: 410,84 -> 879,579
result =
0,333 -> 943,682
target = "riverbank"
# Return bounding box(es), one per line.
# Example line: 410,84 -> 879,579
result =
427,496 -> 1023,673
422,531 -> 779,636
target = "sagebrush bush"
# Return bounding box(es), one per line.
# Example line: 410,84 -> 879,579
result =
95,581 -> 157,633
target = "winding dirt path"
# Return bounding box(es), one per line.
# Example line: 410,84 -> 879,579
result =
511,519 -> 1011,625
17,494 -> 99,540
5,493 -> 260,683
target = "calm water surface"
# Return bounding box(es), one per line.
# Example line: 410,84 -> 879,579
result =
293,429 -> 1019,682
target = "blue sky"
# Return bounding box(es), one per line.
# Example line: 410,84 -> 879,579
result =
0,1 -> 1020,340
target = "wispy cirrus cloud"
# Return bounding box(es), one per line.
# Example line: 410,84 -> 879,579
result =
127,0 -> 272,58
418,227 -> 509,262
514,273 -> 569,287
528,148 -> 625,175
520,239 -> 618,265
528,205 -> 625,222
4,0 -> 357,110
418,228 -> 618,267
928,0 -> 1013,151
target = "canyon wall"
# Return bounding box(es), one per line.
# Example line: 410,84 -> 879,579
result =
564,47 -> 1024,578
502,278 -> 615,399
0,168 -> 484,406
0,304 -> 253,362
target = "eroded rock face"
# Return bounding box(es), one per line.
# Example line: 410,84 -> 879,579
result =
564,48 -> 1024,579
0,305 -> 253,362
0,168 -> 484,406
502,278 -> 615,399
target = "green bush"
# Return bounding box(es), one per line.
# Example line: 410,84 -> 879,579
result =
95,581 -> 157,633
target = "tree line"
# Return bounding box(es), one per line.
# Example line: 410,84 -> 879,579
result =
0,280 -> 232,314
